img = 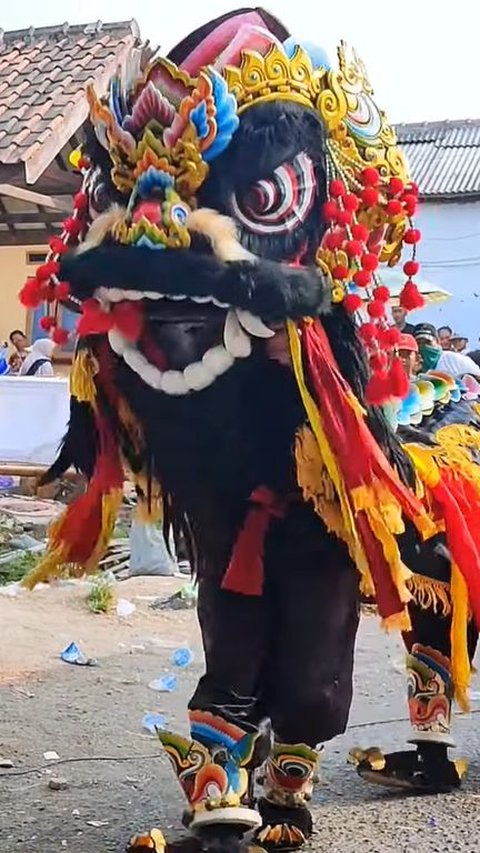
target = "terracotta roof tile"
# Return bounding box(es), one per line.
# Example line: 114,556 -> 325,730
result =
0,19 -> 140,181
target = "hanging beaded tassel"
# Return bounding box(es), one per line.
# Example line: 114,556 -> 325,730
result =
318,152 -> 424,405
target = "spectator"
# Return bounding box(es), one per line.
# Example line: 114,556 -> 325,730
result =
413,323 -> 480,377
450,333 -> 468,353
437,325 -> 452,350
8,329 -> 30,372
391,306 -> 416,335
18,338 -> 56,377
397,333 -> 419,378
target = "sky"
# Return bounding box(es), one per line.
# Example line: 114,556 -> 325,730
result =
1,0 -> 477,123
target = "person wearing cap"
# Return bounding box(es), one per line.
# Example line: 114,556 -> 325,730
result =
414,323 -> 480,377
397,332 -> 419,379
450,332 -> 468,353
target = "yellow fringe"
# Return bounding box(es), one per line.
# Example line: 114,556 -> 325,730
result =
451,564 -> 471,712
295,425 -> 348,542
407,573 -> 451,616
22,488 -> 123,588
352,482 -> 412,605
287,320 -> 373,595
381,609 -> 412,632
70,349 -> 98,404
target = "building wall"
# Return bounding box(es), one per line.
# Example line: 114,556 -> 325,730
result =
0,243 -> 46,344
412,200 -> 480,346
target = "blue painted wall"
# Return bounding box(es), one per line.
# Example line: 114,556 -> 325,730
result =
411,200 -> 480,347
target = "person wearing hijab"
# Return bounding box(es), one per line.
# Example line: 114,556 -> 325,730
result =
19,338 -> 56,377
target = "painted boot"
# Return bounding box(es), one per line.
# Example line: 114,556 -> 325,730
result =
128,709 -> 272,853
256,743 -> 319,851
354,644 -> 466,792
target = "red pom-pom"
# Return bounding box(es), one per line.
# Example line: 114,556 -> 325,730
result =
48,236 -> 68,255
36,260 -> 59,281
389,357 -> 410,399
404,227 -> 421,245
112,301 -> 144,342
351,223 -> 369,242
402,193 -> 417,216
361,167 -> 380,187
78,156 -> 90,171
77,300 -> 113,336
365,371 -> 391,405
373,285 -> 390,302
386,199 -> 402,217
353,269 -> 371,288
324,230 -> 344,251
343,193 -> 360,212
52,327 -> 69,346
367,299 -> 386,319
63,216 -> 83,238
369,351 -> 388,372
73,191 -> 88,212
388,177 -> 404,196
361,252 -> 379,272
39,315 -> 57,331
379,326 -> 402,348
343,293 -> 362,313
332,264 -> 350,281
336,209 -> 352,227
358,322 -> 378,344
403,260 -> 420,277
400,281 -> 425,311
329,179 -> 346,198
361,187 -> 379,208
55,281 -> 71,301
409,181 -> 420,196
19,278 -> 42,308
345,239 -> 363,258
322,201 -> 338,223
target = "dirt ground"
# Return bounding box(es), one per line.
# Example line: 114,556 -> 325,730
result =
1,577 -> 480,853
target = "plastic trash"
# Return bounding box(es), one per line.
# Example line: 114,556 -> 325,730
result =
60,642 -> 97,667
172,647 -> 194,668
116,598 -> 136,618
148,674 -> 177,693
142,713 -> 167,734
43,751 -> 60,761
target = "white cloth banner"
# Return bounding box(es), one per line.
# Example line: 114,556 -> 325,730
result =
0,376 -> 70,465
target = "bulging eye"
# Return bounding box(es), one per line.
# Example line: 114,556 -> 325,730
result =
231,152 -> 316,235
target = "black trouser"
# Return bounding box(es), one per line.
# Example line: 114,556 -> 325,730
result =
402,525 -> 478,661
189,504 -> 360,746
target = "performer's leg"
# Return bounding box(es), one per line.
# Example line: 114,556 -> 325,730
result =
356,530 -> 478,792
256,510 -> 360,850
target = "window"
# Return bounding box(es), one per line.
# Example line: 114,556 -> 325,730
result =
26,251 -> 47,265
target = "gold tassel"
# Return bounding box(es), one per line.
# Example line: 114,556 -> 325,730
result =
295,426 -> 347,541
407,573 -> 451,616
450,564 -> 471,711
382,609 -> 412,632
70,349 -> 98,404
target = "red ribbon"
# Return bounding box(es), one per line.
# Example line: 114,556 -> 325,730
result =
221,486 -> 285,596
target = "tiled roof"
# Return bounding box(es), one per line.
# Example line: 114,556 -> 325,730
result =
396,119 -> 480,200
0,20 -> 140,184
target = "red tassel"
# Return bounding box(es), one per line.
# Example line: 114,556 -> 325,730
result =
112,302 -> 144,342
389,357 -> 410,399
400,281 -> 425,310
36,260 -> 60,281
365,370 -> 391,405
52,327 -> 69,346
221,487 -> 284,596
55,281 -> 71,301
20,278 -> 42,308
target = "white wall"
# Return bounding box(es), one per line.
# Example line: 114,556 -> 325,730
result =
411,200 -> 480,346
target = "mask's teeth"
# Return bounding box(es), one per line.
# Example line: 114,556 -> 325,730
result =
183,361 -> 215,391
202,345 -> 234,377
224,309 -> 252,358
236,309 -> 274,338
160,370 -> 189,395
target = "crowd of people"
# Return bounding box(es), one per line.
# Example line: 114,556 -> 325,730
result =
392,307 -> 480,379
1,329 -> 56,377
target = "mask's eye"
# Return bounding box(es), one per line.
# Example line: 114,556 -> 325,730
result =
231,152 -> 316,235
